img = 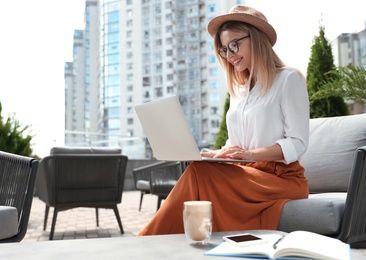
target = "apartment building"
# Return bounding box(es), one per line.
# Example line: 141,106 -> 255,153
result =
64,29 -> 86,146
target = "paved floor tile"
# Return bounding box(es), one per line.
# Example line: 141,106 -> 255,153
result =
22,190 -> 159,242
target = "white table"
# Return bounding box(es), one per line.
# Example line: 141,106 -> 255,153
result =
0,230 -> 365,259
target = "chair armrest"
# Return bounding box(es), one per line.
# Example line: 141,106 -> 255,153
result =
337,145 -> 366,246
133,161 -> 167,184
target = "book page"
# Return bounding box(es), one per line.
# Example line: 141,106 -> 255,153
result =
273,231 -> 350,260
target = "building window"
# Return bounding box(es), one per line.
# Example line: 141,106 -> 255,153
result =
165,13 -> 172,21
144,31 -> 149,40
107,43 -> 119,54
154,75 -> 162,85
209,68 -> 219,76
143,53 -> 150,62
207,4 -> 216,13
127,130 -> 134,137
107,32 -> 119,44
155,63 -> 162,73
107,22 -> 119,33
210,81 -> 219,89
109,119 -> 120,128
155,17 -> 162,26
208,55 -> 216,63
167,74 -> 173,81
144,65 -> 150,74
165,1 -> 172,9
155,88 -> 163,97
210,107 -> 219,115
143,77 -> 151,86
211,119 -> 220,128
108,107 -> 120,118
167,86 -> 174,93
166,25 -> 173,33
166,37 -> 173,45
156,39 -> 162,46
208,42 -> 214,51
155,5 -> 161,13
210,93 -> 219,103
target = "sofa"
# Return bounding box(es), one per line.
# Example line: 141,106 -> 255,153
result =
277,113 -> 366,248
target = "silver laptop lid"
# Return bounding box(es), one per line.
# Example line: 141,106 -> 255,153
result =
135,96 -> 202,161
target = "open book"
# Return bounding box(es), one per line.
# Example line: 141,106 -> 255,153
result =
205,230 -> 351,259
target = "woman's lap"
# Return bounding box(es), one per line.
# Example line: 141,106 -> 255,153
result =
138,161 -> 307,235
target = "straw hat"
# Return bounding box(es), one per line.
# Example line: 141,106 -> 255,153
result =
207,5 -> 277,46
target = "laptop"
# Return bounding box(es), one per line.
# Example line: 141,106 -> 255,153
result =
134,95 -> 253,163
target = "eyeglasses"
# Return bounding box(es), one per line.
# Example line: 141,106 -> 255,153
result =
218,35 -> 250,59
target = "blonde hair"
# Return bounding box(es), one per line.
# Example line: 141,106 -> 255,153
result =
214,21 -> 296,97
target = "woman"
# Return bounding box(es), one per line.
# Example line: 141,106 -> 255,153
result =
138,5 -> 309,235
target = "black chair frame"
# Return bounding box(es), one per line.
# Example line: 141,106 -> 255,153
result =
36,154 -> 128,240
133,161 -> 185,211
0,151 -> 38,243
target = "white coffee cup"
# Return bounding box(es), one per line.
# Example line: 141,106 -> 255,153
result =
183,201 -> 212,245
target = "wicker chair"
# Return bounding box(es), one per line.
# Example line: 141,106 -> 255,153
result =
133,161 -> 185,211
35,147 -> 128,240
0,151 -> 38,243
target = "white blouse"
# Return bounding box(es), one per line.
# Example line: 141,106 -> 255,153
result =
225,69 -> 309,164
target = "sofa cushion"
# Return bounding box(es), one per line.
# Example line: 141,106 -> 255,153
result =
50,146 -> 122,155
300,114 -> 366,192
278,193 -> 346,235
0,206 -> 18,240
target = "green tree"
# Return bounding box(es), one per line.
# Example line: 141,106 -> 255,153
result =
311,64 -> 366,104
214,93 -> 229,149
307,25 -> 349,118
0,102 -> 34,156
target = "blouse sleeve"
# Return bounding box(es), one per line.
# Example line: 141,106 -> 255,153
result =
275,70 -> 309,164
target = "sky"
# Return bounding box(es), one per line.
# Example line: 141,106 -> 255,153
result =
0,0 -> 365,157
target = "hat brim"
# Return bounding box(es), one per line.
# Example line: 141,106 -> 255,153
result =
207,13 -> 277,46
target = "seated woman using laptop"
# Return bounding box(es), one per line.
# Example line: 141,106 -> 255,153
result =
138,5 -> 309,235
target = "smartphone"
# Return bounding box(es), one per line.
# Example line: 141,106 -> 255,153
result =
223,233 -> 267,247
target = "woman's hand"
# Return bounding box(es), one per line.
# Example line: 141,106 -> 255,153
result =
214,145 -> 250,160
200,144 -> 284,161
200,146 -> 249,160
200,148 -> 219,158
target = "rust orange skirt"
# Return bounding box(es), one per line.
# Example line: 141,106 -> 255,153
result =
138,161 -> 308,236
